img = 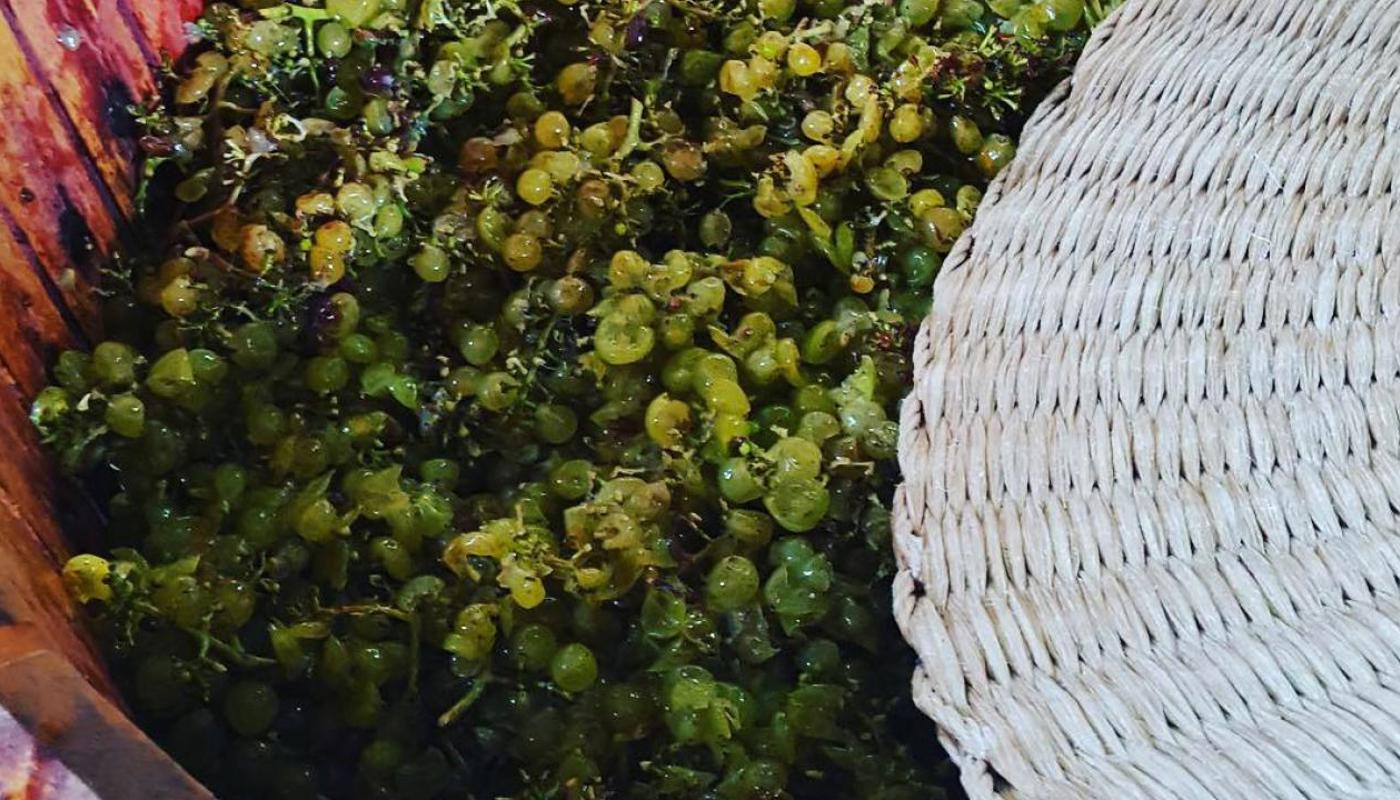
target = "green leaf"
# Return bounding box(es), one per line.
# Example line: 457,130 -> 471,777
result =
848,25 -> 871,71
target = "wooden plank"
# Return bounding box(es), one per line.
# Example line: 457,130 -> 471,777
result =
118,0 -> 203,62
0,17 -> 121,339
0,0 -> 206,727
0,498 -> 107,692
3,0 -> 161,219
0,627 -> 209,798
0,225 -> 82,398
0,376 -> 83,565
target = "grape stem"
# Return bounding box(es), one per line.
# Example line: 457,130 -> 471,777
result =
184,625 -> 278,670
614,98 -> 645,162
437,676 -> 489,727
507,312 -> 560,414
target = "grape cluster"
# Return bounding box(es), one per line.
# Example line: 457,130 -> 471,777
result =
36,0 -> 1106,797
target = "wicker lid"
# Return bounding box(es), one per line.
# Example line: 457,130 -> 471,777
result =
892,1 -> 1400,797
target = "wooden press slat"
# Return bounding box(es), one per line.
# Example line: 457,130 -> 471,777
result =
0,0 -> 199,703
119,0 -> 203,62
0,16 -> 122,337
3,0 -> 160,220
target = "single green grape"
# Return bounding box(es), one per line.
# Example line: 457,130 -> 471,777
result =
230,322 -> 278,370
478,372 -> 520,412
550,643 -> 598,693
764,477 -> 831,532
223,681 -> 279,736
510,623 -> 558,672
104,393 -> 145,438
717,458 -> 763,504
548,459 -> 593,500
93,341 -> 138,386
705,555 -> 760,612
304,356 -> 350,393
594,313 -> 655,365
317,20 -> 352,57
411,244 -> 451,283
455,323 -> 499,366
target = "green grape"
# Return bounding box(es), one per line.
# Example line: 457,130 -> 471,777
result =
839,397 -> 887,436
304,356 -> 350,393
213,463 -> 247,504
419,457 -> 460,487
551,643 -> 598,692
901,245 -> 940,288
454,323 -> 499,365
295,497 -> 339,542
146,348 -> 195,399
594,313 -> 655,365
370,536 -> 413,580
339,333 -> 377,363
860,420 -> 901,460
796,411 -> 842,443
767,436 -> 823,483
641,588 -> 686,639
510,623 -> 558,672
763,477 -> 830,532
950,114 -> 984,154
224,681 -> 279,736
141,419 -> 184,475
700,378 -> 750,416
29,386 -> 69,428
230,322 -> 278,370
796,639 -> 841,680
941,0 -> 985,26
478,371 -> 520,412
716,458 -> 763,503
245,402 -> 286,445
644,394 -> 692,448
705,556 -> 760,612
899,0 -> 940,25
828,594 -> 881,652
377,330 -> 412,364
602,683 -> 654,737
548,459 -> 593,500
1042,0 -> 1085,30
104,393 -> 145,438
533,402 -> 578,444
317,20 -> 352,57
978,133 -> 1017,177
546,276 -> 595,314
726,509 -> 774,548
54,350 -> 93,393
93,341 -> 138,386
411,244 -> 451,283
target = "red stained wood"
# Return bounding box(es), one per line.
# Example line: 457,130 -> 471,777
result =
0,225 -> 81,398
7,0 -> 161,218
120,0 -> 202,62
0,0 -> 199,700
0,17 -> 117,337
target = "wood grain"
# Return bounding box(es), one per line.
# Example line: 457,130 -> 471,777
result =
0,626 -> 211,799
0,0 -> 203,782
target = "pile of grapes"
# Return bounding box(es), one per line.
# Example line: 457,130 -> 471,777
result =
33,0 -> 1107,796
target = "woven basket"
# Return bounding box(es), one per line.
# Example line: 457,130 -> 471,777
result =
892,1 -> 1400,798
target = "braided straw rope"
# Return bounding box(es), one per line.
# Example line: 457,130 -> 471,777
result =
892,1 -> 1400,798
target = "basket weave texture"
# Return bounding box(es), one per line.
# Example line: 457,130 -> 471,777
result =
891,1 -> 1400,798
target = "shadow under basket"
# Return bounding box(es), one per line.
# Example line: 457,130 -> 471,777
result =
0,1 -> 210,796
